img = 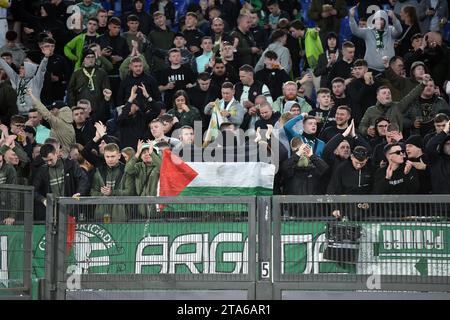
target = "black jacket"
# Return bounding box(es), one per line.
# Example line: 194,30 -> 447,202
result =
40,53 -> 71,105
97,33 -> 131,74
74,118 -> 96,146
33,158 -> 89,202
117,72 -> 162,106
425,132 -> 450,194
327,160 -> 375,195
117,100 -> 162,149
323,133 -> 372,172
234,80 -> 267,104
33,158 -> 89,220
372,162 -> 420,194
280,154 -> 329,195
346,78 -> 379,126
254,67 -> 290,101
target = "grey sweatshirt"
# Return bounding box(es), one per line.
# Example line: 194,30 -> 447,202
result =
349,10 -> 402,71
0,57 -> 48,115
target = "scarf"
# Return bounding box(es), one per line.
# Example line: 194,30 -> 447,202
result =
82,67 -> 96,91
375,30 -> 384,50
49,159 -> 65,197
17,78 -> 31,106
297,155 -> 310,167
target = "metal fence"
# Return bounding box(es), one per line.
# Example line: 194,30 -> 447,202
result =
272,195 -> 450,299
0,184 -> 33,300
44,196 -> 257,300
9,192 -> 448,299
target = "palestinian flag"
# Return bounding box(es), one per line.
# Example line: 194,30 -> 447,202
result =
158,149 -> 275,211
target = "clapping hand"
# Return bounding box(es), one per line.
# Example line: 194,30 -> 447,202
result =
94,121 -> 107,141
407,159 -> 427,171
138,83 -> 150,98
386,163 -> 394,180
103,88 -> 112,101
129,85 -> 138,102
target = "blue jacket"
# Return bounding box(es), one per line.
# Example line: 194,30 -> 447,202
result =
284,115 -> 325,157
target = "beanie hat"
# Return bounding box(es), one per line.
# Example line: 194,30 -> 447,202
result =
405,135 -> 424,150
410,61 -> 426,75
82,49 -> 95,62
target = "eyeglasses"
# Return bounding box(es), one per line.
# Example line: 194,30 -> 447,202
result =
389,150 -> 405,155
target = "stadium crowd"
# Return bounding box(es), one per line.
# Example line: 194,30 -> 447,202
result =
0,0 -> 450,223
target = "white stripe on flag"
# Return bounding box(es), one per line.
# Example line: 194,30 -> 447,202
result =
186,162 -> 275,189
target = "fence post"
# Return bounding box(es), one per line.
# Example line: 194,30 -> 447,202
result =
22,187 -> 33,298
44,195 -> 56,300
55,201 -> 68,300
255,196 -> 273,300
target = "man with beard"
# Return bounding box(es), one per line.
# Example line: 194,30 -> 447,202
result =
272,81 -> 312,114
67,49 -> 111,121
320,106 -> 352,143
208,57 -> 238,89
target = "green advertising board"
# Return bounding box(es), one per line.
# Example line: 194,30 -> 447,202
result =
1,221 -> 449,299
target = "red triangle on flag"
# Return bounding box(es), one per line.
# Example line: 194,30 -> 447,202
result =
159,149 -> 198,197
66,215 -> 76,255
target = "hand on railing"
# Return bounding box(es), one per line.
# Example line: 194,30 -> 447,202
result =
3,217 -> 14,225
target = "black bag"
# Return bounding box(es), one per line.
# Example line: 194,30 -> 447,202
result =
323,222 -> 362,264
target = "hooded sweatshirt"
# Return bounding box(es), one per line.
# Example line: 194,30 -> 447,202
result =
425,132 -> 450,194
33,99 -> 76,157
255,42 -> 292,74
0,57 -> 48,115
350,10 -> 402,71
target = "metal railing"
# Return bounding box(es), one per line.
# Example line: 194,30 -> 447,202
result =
0,184 -> 33,300
272,195 -> 450,299
0,188 -> 446,300
44,196 -> 257,300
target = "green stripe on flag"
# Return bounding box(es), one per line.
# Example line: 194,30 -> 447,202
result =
161,187 -> 271,213
180,186 -> 273,197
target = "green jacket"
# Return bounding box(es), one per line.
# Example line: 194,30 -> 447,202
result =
147,27 -> 175,71
303,28 -> 324,70
384,67 -> 419,100
359,82 -> 425,134
90,162 -> 133,222
125,153 -> 161,218
67,66 -> 111,116
0,161 -> 17,185
0,142 -> 29,185
167,106 -> 202,127
64,33 -> 100,70
125,153 -> 161,196
0,161 -> 18,218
